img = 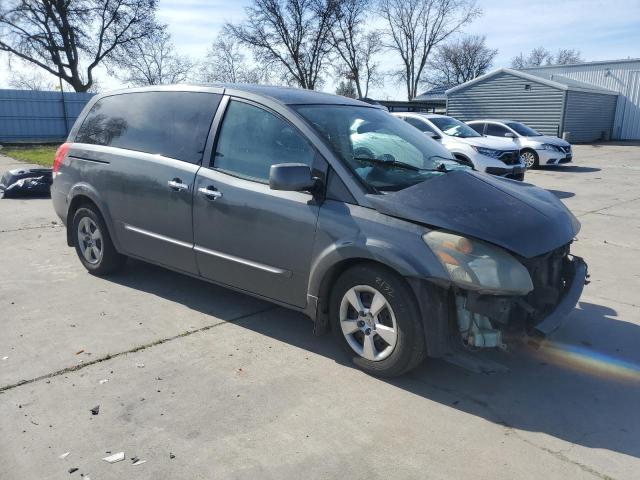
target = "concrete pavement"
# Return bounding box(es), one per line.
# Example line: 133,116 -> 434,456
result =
1,145 -> 639,479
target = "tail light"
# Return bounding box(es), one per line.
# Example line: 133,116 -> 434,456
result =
53,142 -> 71,177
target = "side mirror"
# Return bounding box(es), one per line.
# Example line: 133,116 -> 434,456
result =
504,132 -> 516,138
269,163 -> 316,192
425,131 -> 442,140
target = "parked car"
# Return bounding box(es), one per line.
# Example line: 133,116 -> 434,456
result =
51,85 -> 587,377
392,113 -> 526,181
467,119 -> 573,169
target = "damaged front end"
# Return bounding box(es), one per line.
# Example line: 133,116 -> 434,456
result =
424,231 -> 588,350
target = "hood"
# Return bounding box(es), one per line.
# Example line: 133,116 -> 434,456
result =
537,135 -> 570,147
366,170 -> 580,258
460,136 -> 519,150
523,135 -> 570,147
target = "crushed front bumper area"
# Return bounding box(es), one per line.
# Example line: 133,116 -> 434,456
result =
453,254 -> 588,348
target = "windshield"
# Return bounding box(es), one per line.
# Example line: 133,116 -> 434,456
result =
506,121 -> 542,136
295,105 -> 459,192
429,116 -> 481,138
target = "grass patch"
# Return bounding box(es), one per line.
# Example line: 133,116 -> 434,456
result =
1,145 -> 59,167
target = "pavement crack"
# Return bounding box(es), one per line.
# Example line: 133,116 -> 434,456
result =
0,224 -> 63,234
0,305 -> 278,394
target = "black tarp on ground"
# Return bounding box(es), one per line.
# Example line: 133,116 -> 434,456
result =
0,168 -> 53,198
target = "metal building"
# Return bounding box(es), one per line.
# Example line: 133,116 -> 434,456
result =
524,59 -> 640,140
446,68 -> 618,142
0,89 -> 94,143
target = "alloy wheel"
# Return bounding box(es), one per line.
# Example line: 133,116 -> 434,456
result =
77,217 -> 103,265
522,151 -> 536,168
339,285 -> 398,361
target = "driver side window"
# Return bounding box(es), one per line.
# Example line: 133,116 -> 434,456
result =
486,123 -> 510,137
405,117 -> 436,134
214,100 -> 315,183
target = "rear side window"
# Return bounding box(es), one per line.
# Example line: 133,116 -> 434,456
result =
213,100 -> 315,183
75,92 -> 221,164
468,123 -> 485,134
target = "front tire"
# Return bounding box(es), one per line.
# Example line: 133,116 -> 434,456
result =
330,264 -> 426,377
72,206 -> 125,275
521,149 -> 539,169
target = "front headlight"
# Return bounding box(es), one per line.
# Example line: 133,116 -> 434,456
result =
423,231 -> 533,295
471,146 -> 501,158
540,143 -> 558,151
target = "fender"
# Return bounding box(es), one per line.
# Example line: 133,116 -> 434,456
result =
66,183 -> 123,252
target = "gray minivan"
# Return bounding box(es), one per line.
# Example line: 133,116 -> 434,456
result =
51,84 -> 587,377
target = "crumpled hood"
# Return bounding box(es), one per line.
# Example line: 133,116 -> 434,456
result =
366,170 -> 580,258
461,136 -> 519,150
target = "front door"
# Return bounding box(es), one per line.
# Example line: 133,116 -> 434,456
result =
193,99 -> 321,307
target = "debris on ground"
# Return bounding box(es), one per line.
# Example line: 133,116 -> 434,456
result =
90,405 -> 100,416
2,356 -> 8,360
99,379 -> 109,385
102,452 -> 125,463
0,168 -> 53,198
132,459 -> 147,466
136,363 -> 145,368
169,453 -> 175,459
68,467 -> 78,474
59,452 -> 71,459
75,350 -> 85,355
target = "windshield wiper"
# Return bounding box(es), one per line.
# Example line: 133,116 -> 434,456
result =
353,156 -> 432,172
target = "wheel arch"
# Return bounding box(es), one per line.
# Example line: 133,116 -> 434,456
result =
452,153 -> 474,169
66,185 -> 119,251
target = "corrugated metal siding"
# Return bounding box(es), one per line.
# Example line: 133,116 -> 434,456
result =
0,89 -> 94,143
563,91 -> 617,142
526,60 -> 640,140
446,72 -> 565,136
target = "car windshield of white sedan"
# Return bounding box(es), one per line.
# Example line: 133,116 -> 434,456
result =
506,122 -> 542,137
429,117 -> 481,138
295,105 -> 461,192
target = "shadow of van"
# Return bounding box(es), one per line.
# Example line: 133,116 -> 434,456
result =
106,259 -> 640,460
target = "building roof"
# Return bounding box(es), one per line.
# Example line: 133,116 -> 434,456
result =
446,68 -> 618,96
415,85 -> 450,101
521,58 -> 640,70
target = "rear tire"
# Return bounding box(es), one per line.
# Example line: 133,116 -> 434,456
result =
330,264 -> 426,377
521,149 -> 539,169
72,206 -> 125,275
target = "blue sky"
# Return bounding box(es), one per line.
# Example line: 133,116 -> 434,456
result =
1,0 -> 639,98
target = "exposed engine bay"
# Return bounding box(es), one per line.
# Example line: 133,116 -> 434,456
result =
452,243 -> 588,349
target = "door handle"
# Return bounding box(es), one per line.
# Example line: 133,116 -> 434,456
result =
168,179 -> 189,191
198,186 -> 223,200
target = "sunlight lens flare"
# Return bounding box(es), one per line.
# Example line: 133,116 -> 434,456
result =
533,340 -> 640,383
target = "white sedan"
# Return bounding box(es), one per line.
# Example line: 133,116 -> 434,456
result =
467,119 -> 573,169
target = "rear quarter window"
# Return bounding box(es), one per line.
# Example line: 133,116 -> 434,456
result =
75,91 -> 221,164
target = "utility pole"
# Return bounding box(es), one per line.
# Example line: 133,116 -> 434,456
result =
59,77 -> 69,136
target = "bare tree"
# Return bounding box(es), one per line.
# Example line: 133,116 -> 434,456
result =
198,32 -> 265,84
335,79 -> 357,97
424,34 -> 496,88
379,0 -> 481,100
511,47 -> 583,68
8,65 -> 56,90
554,48 -> 583,65
227,0 -> 339,90
113,26 -> 193,86
0,0 -> 159,92
331,0 -> 382,98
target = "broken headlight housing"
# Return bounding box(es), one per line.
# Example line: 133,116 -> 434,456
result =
423,231 -> 534,295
